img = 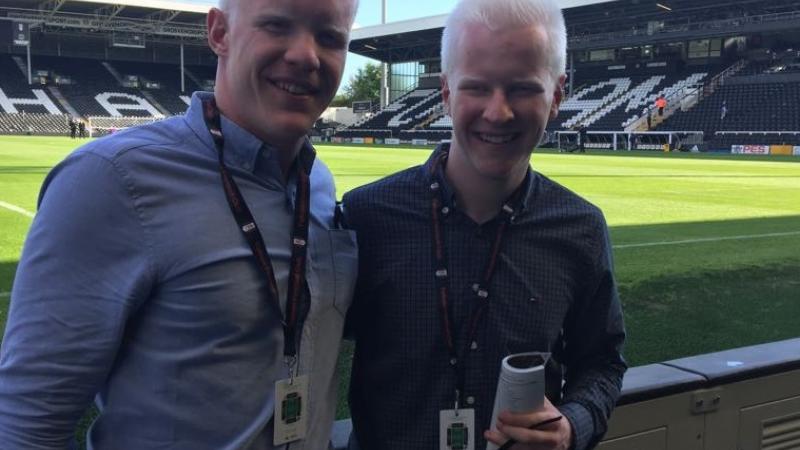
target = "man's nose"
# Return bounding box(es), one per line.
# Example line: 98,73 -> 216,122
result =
483,90 -> 514,123
284,31 -> 321,71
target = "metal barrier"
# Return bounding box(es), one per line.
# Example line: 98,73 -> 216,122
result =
554,130 -> 704,152
331,338 -> 800,449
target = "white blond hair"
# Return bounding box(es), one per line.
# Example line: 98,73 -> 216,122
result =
441,0 -> 566,79
218,0 -> 360,27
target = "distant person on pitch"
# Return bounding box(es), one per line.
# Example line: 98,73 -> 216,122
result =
342,0 -> 626,449
578,122 -> 587,153
0,0 -> 359,448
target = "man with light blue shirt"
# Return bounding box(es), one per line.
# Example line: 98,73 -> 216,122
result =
0,0 -> 358,448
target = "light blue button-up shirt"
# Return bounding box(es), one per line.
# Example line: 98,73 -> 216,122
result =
0,92 -> 358,450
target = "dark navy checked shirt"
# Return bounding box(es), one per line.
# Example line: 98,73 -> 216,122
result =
343,144 -> 626,450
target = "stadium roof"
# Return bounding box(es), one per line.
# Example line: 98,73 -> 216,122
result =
0,0 -> 210,40
349,0 -> 800,62
349,0 -> 617,62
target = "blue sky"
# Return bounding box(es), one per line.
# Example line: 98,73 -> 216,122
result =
183,0 -> 459,92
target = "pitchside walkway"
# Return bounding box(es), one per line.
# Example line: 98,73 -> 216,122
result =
331,338 -> 800,449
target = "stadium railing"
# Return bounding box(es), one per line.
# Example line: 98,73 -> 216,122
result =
331,337 -> 800,450
554,130 -> 704,152
87,115 -> 168,136
0,113 -> 70,135
714,131 -> 800,147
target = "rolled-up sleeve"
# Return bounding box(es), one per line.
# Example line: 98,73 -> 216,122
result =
0,151 -> 155,448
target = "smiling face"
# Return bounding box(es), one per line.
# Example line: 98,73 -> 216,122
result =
441,21 -> 564,184
208,0 -> 354,151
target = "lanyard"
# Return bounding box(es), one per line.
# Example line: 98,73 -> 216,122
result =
428,149 -> 525,409
202,98 -> 313,376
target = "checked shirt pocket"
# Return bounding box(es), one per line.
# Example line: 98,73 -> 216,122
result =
329,229 -> 358,316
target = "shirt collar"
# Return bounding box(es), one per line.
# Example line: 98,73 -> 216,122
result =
184,91 -> 274,175
421,142 -> 537,217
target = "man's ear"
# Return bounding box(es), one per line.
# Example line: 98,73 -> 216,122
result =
440,74 -> 451,116
549,73 -> 567,120
207,8 -> 229,57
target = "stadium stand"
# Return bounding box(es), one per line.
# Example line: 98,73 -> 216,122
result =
342,88 -> 442,138
553,66 -> 718,131
0,0 -> 797,154
0,53 -> 201,134
108,60 -> 193,115
659,62 -> 800,146
31,55 -> 166,118
335,63 -> 728,143
186,65 -> 217,89
0,0 -> 213,134
338,0 -> 800,152
0,55 -> 62,116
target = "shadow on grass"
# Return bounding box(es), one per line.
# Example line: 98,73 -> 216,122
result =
609,215 -> 800,248
608,215 -> 800,366
619,263 -> 800,367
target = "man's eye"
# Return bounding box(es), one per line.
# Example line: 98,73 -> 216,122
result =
259,19 -> 291,33
510,86 -> 541,95
461,85 -> 488,93
318,32 -> 346,49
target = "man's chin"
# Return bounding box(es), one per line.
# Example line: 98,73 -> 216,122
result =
261,116 -> 314,146
474,158 -> 530,182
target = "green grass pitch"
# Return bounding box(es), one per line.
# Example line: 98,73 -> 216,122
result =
1,135 -> 799,426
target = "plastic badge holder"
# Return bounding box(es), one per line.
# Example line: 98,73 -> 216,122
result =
486,352 -> 549,450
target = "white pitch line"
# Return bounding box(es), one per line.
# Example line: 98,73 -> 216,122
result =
615,230 -> 800,249
0,201 -> 35,218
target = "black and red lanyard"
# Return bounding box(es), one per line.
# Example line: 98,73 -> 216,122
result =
202,98 -> 313,374
428,150 -> 525,409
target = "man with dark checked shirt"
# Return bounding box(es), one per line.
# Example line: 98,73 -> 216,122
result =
342,0 -> 626,449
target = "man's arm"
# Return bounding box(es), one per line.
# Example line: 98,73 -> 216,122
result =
340,192 -> 364,340
557,217 -> 627,450
0,152 -> 155,448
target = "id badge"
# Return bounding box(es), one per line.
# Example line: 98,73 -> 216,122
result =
439,408 -> 475,450
274,374 -> 309,446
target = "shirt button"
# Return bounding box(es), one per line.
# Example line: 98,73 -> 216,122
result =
529,297 -> 538,303
441,206 -> 450,215
470,341 -> 478,351
466,396 -> 475,405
